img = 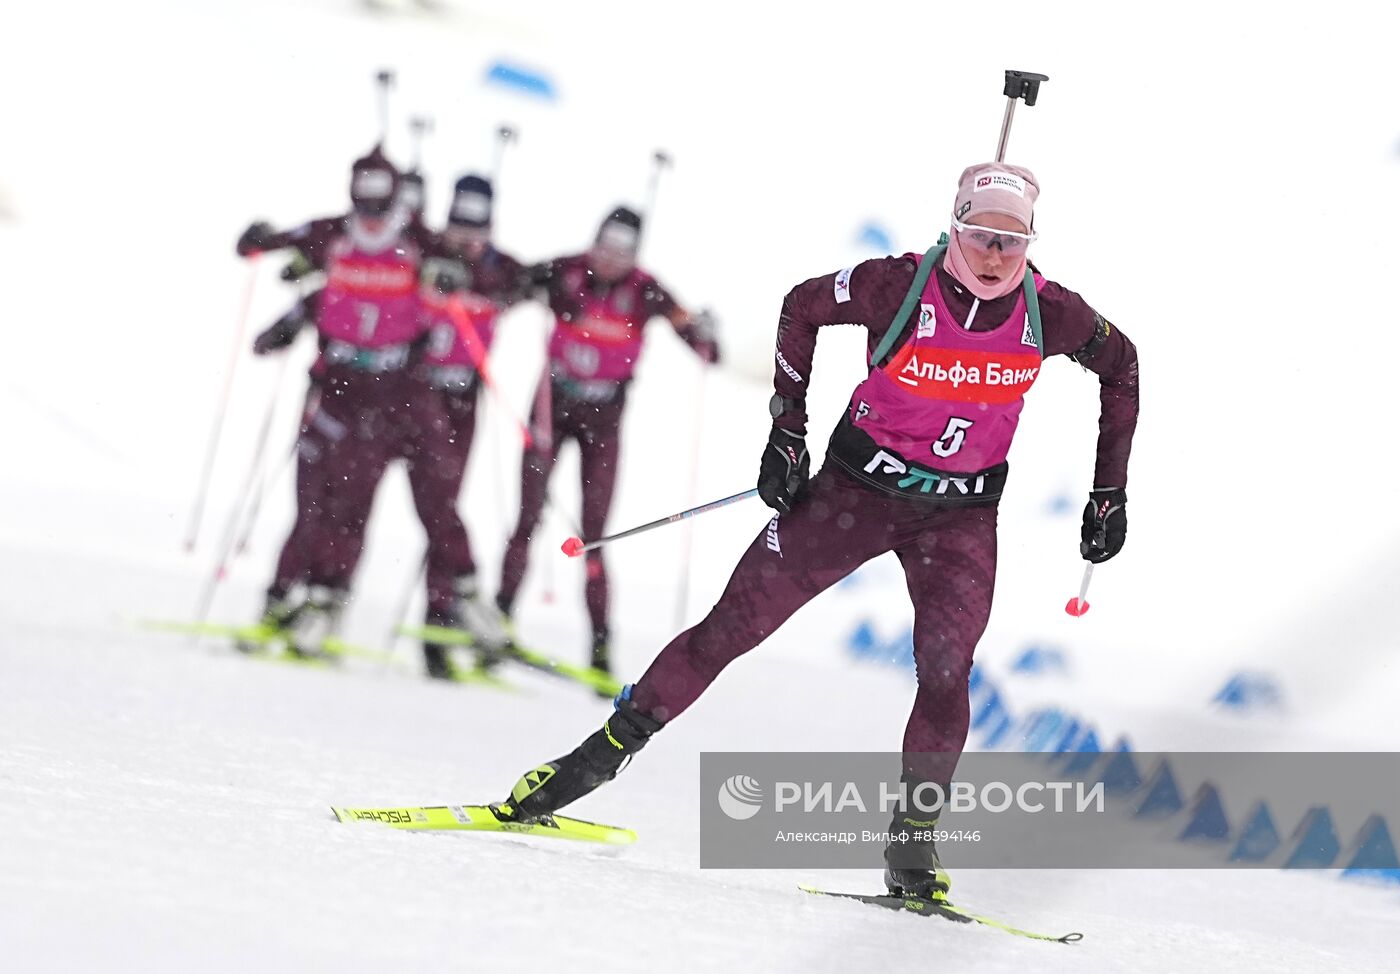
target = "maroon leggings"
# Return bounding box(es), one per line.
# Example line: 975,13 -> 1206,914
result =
631,464 -> 998,784
413,391 -> 478,614
270,385 -> 327,597
269,368 -> 474,610
498,383 -> 624,635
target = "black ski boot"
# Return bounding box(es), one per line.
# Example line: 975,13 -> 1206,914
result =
503,689 -> 663,822
286,584 -> 348,658
883,775 -> 952,900
422,636 -> 454,681
450,574 -> 510,656
422,603 -> 457,680
589,627 -> 613,698
242,586 -> 304,653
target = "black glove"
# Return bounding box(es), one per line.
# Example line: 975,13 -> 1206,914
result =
1080,488 -> 1127,563
757,426 -> 809,514
252,309 -> 306,355
279,251 -> 315,282
689,308 -> 721,365
236,220 -> 275,256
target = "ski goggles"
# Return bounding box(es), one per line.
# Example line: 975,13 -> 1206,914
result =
952,219 -> 1038,256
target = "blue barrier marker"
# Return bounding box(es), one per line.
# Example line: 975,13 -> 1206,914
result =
1019,709 -> 1064,752
1282,806 -> 1341,868
485,62 -> 558,101
1060,729 -> 1102,776
1178,782 -> 1231,843
1099,748 -> 1143,795
982,710 -> 1014,749
846,620 -> 878,658
1133,760 -> 1184,819
970,688 -> 1004,732
1050,718 -> 1082,755
856,222 -> 893,252
1011,645 -> 1068,675
1340,815 -> 1400,884
967,665 -> 984,694
1212,672 -> 1283,711
1228,801 -> 1281,863
891,629 -> 915,670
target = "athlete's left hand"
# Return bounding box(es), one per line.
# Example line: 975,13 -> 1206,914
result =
689,308 -> 720,365
1080,488 -> 1127,563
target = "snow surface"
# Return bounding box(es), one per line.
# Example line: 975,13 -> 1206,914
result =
4,0 -> 1400,970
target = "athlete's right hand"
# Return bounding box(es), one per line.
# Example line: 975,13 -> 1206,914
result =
252,309 -> 305,355
236,221 -> 275,256
757,427 -> 810,514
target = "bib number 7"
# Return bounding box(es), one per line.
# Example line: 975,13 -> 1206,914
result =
357,303 -> 380,342
931,416 -> 974,458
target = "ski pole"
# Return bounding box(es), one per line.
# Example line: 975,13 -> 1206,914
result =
480,123 -> 519,533
561,489 -> 758,558
994,70 -> 1049,163
234,427 -> 298,557
444,297 -> 576,609
191,352 -> 292,626
490,124 -> 517,184
375,69 -> 395,143
639,149 -> 672,248
183,254 -> 262,552
409,114 -> 432,170
1065,563 -> 1094,617
236,282 -> 316,556
385,549 -> 428,647
445,296 -> 534,450
211,349 -> 293,569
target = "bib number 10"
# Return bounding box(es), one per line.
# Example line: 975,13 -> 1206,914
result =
932,417 -> 974,458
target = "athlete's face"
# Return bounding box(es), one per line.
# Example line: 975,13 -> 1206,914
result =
956,212 -> 1030,288
354,214 -> 389,235
446,225 -> 491,259
588,244 -> 636,283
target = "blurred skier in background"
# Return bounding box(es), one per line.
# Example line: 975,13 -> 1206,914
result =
234,147 -> 486,658
496,162 -> 1139,903
495,206 -> 720,677
414,174 -> 532,679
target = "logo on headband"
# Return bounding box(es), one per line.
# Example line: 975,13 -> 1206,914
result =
973,173 -> 1026,197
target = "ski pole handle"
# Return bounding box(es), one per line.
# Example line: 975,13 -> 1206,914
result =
994,69 -> 1049,163
1065,562 -> 1094,617
562,488 -> 759,557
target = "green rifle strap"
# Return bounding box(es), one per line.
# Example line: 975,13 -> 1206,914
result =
871,243 -> 946,369
1022,267 -> 1044,358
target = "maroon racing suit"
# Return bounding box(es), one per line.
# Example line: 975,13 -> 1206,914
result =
496,254 -> 715,642
628,252 -> 1139,785
415,245 -> 530,613
254,215 -> 477,612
